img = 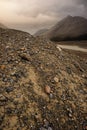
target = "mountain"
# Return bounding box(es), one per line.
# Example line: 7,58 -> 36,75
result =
0,28 -> 87,130
34,28 -> 49,36
43,16 -> 87,41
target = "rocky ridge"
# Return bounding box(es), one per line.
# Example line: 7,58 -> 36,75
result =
0,23 -> 7,29
0,28 -> 87,130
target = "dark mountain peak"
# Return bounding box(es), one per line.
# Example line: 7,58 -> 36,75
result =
46,16 -> 87,41
63,15 -> 87,23
65,15 -> 86,19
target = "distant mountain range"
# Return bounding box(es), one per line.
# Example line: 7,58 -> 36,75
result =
34,16 -> 87,41
1,16 -> 87,42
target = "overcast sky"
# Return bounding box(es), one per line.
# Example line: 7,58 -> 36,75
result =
0,0 -> 87,34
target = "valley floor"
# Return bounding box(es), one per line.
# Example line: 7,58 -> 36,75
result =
56,40 -> 87,48
56,40 -> 87,59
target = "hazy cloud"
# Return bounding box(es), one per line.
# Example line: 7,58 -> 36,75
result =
0,0 -> 86,34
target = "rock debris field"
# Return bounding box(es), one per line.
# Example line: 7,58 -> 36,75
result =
0,28 -> 87,130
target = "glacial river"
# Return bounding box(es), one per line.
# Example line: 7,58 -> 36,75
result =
58,45 -> 87,52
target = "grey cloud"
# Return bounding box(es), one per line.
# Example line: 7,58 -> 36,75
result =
76,0 -> 87,13
77,0 -> 87,5
16,0 -> 87,22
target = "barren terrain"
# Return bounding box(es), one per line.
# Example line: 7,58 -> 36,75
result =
0,28 -> 87,130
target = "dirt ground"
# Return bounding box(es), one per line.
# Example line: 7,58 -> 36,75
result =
0,28 -> 87,130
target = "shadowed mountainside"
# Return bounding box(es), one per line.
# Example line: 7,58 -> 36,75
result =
48,16 -> 87,41
35,16 -> 87,42
34,29 -> 49,36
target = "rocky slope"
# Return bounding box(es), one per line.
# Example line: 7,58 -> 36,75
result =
0,23 -> 7,29
0,28 -> 87,130
35,16 -> 87,42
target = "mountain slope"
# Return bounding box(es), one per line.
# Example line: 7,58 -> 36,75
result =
0,28 -> 87,130
46,16 -> 87,41
34,28 -> 49,36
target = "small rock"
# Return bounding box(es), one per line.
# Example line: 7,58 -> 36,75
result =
40,127 -> 47,130
82,74 -> 85,78
83,121 -> 87,130
54,77 -> 59,83
5,86 -> 14,93
66,67 -> 72,74
48,127 -> 53,130
0,65 -> 6,70
15,61 -> 19,64
19,53 -> 31,61
69,113 -> 72,118
45,86 -> 51,94
20,47 -> 26,51
44,119 -> 49,127
6,108 -> 12,115
0,94 -> 7,106
57,45 -> 62,51
26,38 -> 29,41
49,93 -> 53,99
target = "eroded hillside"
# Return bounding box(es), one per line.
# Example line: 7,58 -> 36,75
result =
0,28 -> 87,130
